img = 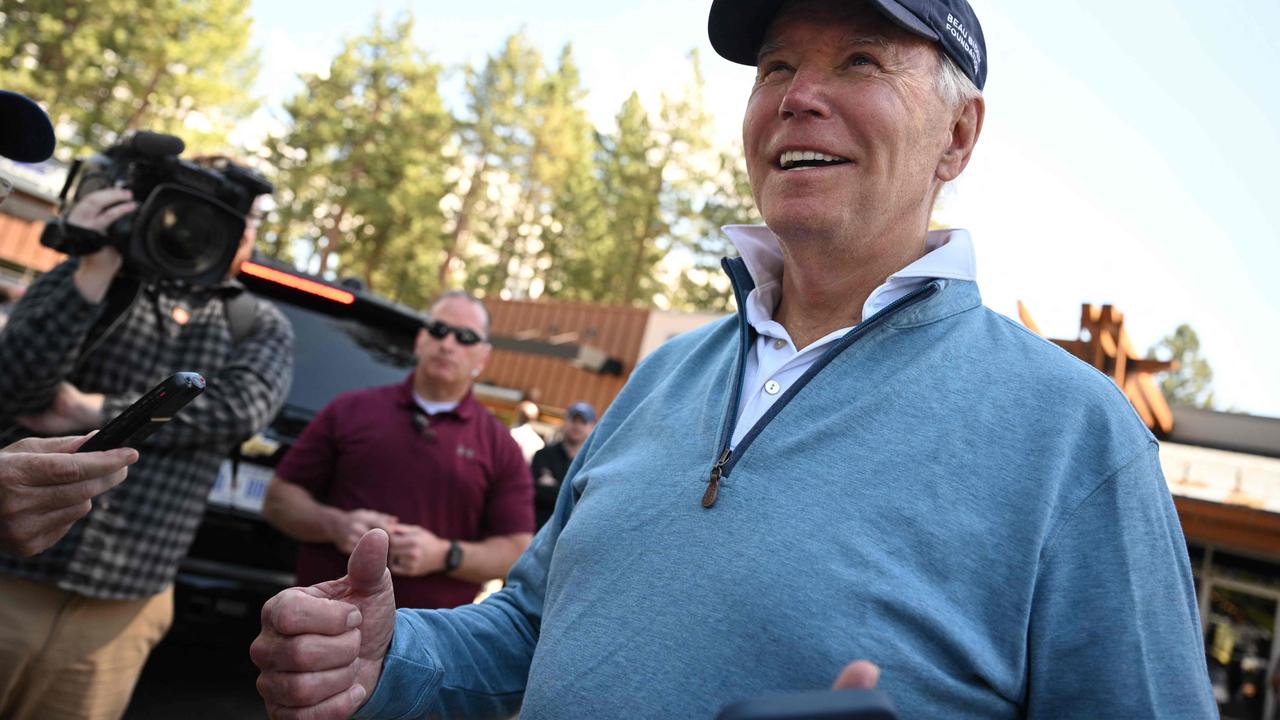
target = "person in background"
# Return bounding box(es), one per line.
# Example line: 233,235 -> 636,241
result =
0,104 -> 291,718
529,401 -> 596,530
261,291 -> 534,610
509,400 -> 545,463
0,90 -> 140,560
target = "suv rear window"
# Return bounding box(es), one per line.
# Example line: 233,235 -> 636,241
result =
275,302 -> 416,419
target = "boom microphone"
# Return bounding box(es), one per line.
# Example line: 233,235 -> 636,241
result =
120,131 -> 185,158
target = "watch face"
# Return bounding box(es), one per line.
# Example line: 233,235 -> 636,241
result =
447,541 -> 463,571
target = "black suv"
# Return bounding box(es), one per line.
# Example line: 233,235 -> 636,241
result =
174,257 -> 424,638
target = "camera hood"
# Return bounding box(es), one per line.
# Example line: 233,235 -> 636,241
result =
123,183 -> 247,285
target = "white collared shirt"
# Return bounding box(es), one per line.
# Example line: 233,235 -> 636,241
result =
723,224 -> 978,447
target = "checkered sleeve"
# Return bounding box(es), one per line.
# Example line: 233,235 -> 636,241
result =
0,260 -> 103,416
101,300 -> 294,450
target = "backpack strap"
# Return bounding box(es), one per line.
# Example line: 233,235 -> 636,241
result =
224,289 -> 262,346
77,275 -> 142,366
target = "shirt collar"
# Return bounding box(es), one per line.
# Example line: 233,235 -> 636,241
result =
721,224 -> 978,327
396,373 -> 475,420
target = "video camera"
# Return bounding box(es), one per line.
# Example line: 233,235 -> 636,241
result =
40,131 -> 273,285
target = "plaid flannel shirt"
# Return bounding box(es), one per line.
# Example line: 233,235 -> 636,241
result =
0,259 -> 293,599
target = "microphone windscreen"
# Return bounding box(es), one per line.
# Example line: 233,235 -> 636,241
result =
126,131 -> 185,157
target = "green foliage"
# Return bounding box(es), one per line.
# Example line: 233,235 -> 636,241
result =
1148,324 -> 1216,409
651,51 -> 759,311
0,0 -> 259,158
592,92 -> 668,305
439,38 -> 763,311
541,50 -> 760,310
665,150 -> 759,313
443,35 -> 600,302
656,52 -> 760,311
261,14 -> 452,309
4,6 -> 764,311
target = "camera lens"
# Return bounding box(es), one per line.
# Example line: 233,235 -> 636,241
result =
142,197 -> 238,279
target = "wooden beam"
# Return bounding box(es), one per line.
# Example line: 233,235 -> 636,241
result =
1041,302 -> 1174,435
1017,301 -> 1043,336
1051,339 -> 1090,357
1136,373 -> 1174,435
1126,358 -> 1174,374
1124,376 -> 1157,429
1173,496 -> 1280,559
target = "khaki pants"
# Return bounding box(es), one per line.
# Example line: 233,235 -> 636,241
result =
0,574 -> 174,720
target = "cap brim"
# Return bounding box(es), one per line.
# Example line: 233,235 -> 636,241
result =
708,0 -> 787,66
709,0 -> 939,66
0,91 -> 56,163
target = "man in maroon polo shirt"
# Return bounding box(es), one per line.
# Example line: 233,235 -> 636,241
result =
261,291 -> 534,608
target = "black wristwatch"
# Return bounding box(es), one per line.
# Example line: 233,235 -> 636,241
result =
445,540 -> 463,572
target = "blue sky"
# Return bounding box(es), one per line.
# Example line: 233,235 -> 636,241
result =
248,0 -> 1280,417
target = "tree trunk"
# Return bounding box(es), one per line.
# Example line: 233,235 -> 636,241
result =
439,156 -> 488,287
123,65 -> 166,132
623,172 -> 662,305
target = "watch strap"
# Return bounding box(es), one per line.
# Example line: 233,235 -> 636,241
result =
445,540 -> 463,572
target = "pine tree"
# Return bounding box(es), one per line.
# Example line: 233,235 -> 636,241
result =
261,13 -> 453,308
0,0 -> 259,158
595,92 -> 668,305
1148,324 -> 1216,409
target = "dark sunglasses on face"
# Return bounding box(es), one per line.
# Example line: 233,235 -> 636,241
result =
424,319 -> 485,346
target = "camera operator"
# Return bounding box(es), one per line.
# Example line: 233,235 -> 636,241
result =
0,143 -> 293,720
0,90 -> 140,561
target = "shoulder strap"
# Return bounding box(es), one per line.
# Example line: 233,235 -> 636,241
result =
224,290 -> 261,345
77,275 -> 142,365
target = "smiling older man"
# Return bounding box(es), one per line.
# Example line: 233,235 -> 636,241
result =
249,1 -> 1215,718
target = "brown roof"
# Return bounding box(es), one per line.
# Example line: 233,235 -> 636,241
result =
481,299 -> 651,416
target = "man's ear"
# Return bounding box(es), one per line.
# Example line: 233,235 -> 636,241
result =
936,96 -> 984,182
474,343 -> 492,375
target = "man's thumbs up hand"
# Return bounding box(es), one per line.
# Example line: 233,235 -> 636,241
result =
251,529 -> 397,720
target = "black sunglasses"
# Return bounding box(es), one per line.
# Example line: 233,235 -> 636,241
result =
424,319 -> 485,346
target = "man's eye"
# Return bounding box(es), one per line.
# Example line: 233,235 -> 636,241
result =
758,62 -> 792,80
848,54 -> 875,68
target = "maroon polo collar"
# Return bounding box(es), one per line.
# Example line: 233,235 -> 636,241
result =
395,373 -> 478,420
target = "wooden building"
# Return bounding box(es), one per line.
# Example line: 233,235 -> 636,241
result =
479,298 -> 721,419
1026,301 -> 1280,720
0,158 -> 62,280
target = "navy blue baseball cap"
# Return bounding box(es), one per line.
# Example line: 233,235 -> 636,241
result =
566,401 -> 597,423
708,0 -> 987,91
0,90 -> 56,163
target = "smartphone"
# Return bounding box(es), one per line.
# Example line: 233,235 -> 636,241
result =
77,372 -> 206,453
717,689 -> 899,720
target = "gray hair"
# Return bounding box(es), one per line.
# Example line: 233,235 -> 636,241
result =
430,290 -> 491,337
935,52 -> 981,109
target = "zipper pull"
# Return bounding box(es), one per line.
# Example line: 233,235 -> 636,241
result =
703,448 -> 732,508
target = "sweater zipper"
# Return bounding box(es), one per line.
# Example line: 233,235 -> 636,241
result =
702,267 -> 940,508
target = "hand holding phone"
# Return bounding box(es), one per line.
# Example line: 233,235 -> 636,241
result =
77,372 -> 205,453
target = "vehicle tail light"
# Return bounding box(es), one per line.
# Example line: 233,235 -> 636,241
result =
240,262 -> 355,305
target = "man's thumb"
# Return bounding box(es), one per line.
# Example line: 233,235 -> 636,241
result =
347,528 -> 390,593
833,660 -> 880,690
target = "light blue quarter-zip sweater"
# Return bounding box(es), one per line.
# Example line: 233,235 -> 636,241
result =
356,266 -> 1215,719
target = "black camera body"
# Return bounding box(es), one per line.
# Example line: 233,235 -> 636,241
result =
41,131 -> 273,285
